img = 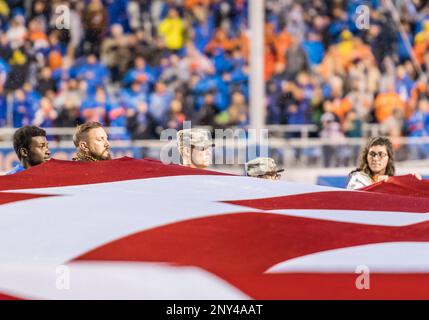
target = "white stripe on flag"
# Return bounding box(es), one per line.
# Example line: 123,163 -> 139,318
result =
266,242 -> 429,273
0,261 -> 249,300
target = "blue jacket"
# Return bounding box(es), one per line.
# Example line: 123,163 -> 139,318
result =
12,97 -> 33,128
119,87 -> 148,110
123,67 -> 155,92
6,164 -> 25,175
75,62 -> 109,94
302,41 -> 325,65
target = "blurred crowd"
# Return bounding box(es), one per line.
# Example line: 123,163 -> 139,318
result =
0,0 -> 429,154
0,0 -> 250,141
265,0 -> 429,162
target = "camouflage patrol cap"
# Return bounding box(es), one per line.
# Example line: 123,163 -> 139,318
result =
245,157 -> 284,177
177,128 -> 214,149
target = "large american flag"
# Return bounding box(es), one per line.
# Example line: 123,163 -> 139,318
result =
0,157 -> 428,299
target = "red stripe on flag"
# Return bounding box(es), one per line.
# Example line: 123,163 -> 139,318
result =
220,273 -> 429,300
0,193 -> 55,206
0,157 -> 228,191
224,191 -> 429,213
74,212 -> 429,299
0,292 -> 22,300
362,174 -> 429,198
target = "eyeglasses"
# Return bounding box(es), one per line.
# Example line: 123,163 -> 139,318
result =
368,151 -> 388,159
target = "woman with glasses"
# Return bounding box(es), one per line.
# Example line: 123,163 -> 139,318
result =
347,136 -> 395,190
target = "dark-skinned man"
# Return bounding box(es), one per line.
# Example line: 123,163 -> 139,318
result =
6,126 -> 51,175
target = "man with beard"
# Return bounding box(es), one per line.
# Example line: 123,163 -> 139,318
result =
6,125 -> 51,174
72,122 -> 112,162
176,128 -> 214,169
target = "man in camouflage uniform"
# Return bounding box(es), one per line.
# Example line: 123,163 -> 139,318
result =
177,128 -> 214,169
245,157 -> 284,180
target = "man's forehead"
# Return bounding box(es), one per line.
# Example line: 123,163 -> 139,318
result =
88,127 -> 107,138
31,136 -> 48,144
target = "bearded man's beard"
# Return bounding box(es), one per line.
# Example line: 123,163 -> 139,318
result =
89,149 -> 112,161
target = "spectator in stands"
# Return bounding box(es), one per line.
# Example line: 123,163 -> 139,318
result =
73,121 -> 111,162
123,56 -> 155,92
75,54 -> 109,94
6,125 -> 50,175
12,89 -> 32,127
226,91 -> 248,126
205,28 -> 236,55
104,0 -> 130,33
54,79 -> 83,111
101,24 -> 132,83
191,4 -> 215,52
7,14 -> 26,49
107,100 -> 126,130
119,81 -> 147,113
320,104 -> 348,167
343,109 -> 363,163
29,1 -> 49,32
6,46 -> 30,91
0,87 -> 7,127
374,81 -> 405,128
326,76 -> 352,123
35,66 -> 57,96
380,108 -> 405,147
347,136 -> 395,190
302,31 -> 325,66
160,54 -> 190,91
406,99 -> 429,159
183,41 -> 214,77
277,79 -> 308,127
126,101 -> 157,140
0,56 -> 9,89
344,76 -> 373,122
0,32 -> 12,64
63,2 -> 84,53
82,0 -> 108,54
149,81 -> 174,127
166,99 -> 186,131
395,65 -> 414,102
55,98 -> 83,128
286,4 -> 306,43
33,97 -> 57,128
80,86 -> 109,125
284,36 -> 309,80
343,109 -> 362,138
195,91 -> 218,126
52,56 -> 73,91
271,80 -> 291,125
28,18 -> 48,49
158,8 -> 185,52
